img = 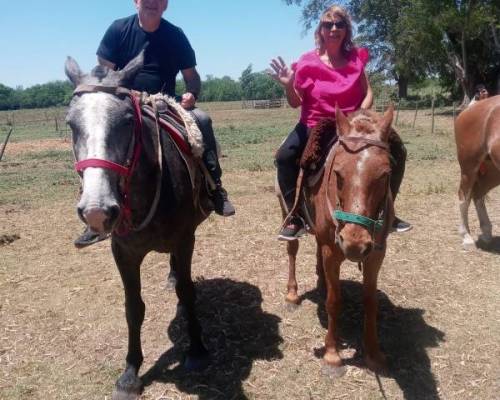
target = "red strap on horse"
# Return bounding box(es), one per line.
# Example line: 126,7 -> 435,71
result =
116,93 -> 144,235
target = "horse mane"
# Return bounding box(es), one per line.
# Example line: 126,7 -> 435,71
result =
349,109 -> 381,135
90,65 -> 111,82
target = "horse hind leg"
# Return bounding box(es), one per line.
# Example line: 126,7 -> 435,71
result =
278,189 -> 301,306
458,172 -> 476,249
474,196 -> 493,244
285,239 -> 300,306
111,244 -> 147,400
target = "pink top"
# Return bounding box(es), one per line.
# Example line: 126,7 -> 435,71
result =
292,47 -> 369,127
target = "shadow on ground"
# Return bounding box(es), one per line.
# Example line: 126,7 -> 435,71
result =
141,278 -> 283,400
302,280 -> 445,400
476,236 -> 500,254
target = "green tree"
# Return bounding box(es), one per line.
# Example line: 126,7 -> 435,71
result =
0,84 -> 16,110
201,75 -> 242,101
283,0 -> 500,101
239,65 -> 284,99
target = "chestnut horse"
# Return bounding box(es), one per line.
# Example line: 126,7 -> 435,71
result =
455,95 -> 500,249
65,54 -> 212,400
281,106 -> 395,374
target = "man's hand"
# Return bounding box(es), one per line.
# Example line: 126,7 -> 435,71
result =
180,92 -> 196,109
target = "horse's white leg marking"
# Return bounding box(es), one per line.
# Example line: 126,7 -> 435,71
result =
459,193 -> 475,248
474,196 -> 493,243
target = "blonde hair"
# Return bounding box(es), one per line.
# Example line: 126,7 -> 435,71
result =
314,5 -> 354,55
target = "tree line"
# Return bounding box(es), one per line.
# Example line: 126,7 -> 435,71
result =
284,0 -> 500,104
0,65 -> 284,111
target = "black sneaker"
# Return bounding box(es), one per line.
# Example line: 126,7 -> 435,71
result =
74,227 -> 109,249
278,217 -> 306,241
212,185 -> 235,217
391,217 -> 412,233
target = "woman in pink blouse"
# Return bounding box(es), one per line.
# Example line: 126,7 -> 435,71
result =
270,5 -> 411,240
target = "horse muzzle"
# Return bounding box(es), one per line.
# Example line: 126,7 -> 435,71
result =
336,225 -> 374,262
78,204 -> 121,234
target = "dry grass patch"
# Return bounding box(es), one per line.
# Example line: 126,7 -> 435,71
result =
1,107 -> 499,399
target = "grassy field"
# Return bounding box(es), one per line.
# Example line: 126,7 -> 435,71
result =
0,103 -> 499,399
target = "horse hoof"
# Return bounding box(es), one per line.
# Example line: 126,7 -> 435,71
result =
462,240 -> 476,251
285,293 -> 300,305
184,353 -> 210,372
112,389 -> 141,400
478,234 -> 493,244
113,367 -> 142,400
321,363 -> 347,379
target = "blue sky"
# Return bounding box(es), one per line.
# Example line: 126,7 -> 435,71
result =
0,0 -> 316,89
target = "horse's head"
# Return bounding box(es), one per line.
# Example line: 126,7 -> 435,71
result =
65,53 -> 144,234
330,105 -> 394,262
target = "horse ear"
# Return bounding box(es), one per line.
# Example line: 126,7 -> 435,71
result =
65,56 -> 83,87
379,104 -> 394,141
118,50 -> 144,85
335,105 -> 351,137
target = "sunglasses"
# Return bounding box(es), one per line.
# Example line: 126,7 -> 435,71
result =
322,20 -> 347,30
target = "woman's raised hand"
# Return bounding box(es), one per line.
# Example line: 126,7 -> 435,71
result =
268,57 -> 294,87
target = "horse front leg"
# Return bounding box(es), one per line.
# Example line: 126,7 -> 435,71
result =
173,234 -> 209,371
320,243 -> 345,377
285,240 -> 300,305
165,254 -> 177,290
315,241 -> 326,298
111,242 -> 146,400
362,250 -> 387,374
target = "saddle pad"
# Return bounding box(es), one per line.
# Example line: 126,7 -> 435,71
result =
142,105 -> 192,156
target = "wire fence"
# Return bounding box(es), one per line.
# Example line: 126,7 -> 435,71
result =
373,98 -> 459,134
0,107 -> 70,143
0,98 -> 461,161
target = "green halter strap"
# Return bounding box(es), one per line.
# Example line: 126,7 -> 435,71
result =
333,210 -> 384,232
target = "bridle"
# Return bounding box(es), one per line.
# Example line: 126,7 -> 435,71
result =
326,135 -> 393,250
72,84 -> 161,235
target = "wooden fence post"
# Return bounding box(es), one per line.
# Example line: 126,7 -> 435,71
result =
431,97 -> 436,134
7,113 -> 15,128
0,128 -> 13,162
412,101 -> 419,129
395,99 -> 401,126
54,115 -> 59,132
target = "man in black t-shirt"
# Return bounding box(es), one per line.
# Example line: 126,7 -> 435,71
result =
75,0 -> 235,248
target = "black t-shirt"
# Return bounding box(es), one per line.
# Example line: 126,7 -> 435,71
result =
97,15 -> 196,95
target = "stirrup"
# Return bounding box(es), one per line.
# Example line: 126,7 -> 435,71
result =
278,216 -> 306,241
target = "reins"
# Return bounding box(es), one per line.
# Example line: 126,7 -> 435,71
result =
72,84 -> 163,235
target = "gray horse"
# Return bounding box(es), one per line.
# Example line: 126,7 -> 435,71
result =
65,53 -> 211,400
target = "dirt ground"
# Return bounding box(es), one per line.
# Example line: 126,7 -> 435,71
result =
1,111 -> 499,399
